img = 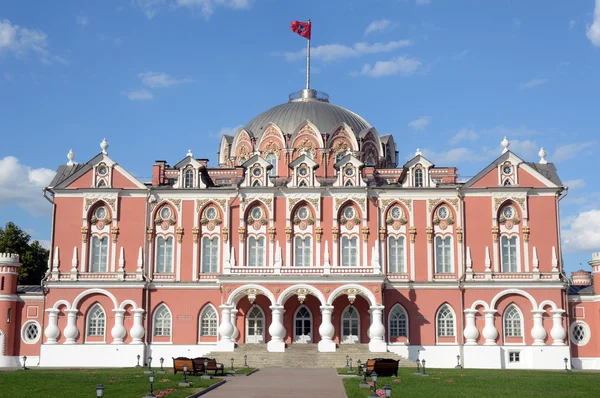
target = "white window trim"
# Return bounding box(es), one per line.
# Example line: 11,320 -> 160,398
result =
247,235 -> 267,267
245,305 -> 266,344
294,235 -> 313,267
340,235 -> 360,267
293,304 -> 313,343
435,304 -> 457,344
21,320 -> 41,344
201,235 -> 220,274
89,234 -> 110,273
507,350 -> 522,365
155,235 -> 175,274
388,304 -> 409,344
198,304 -> 219,342
570,321 -> 591,346
500,234 -> 521,273
85,304 -> 107,343
434,235 -> 454,274
152,304 -> 173,343
183,168 -> 195,188
340,304 -> 361,344
387,235 -> 407,274
502,304 -> 525,345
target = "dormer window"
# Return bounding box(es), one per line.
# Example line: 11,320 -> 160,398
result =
503,179 -> 512,186
344,165 -> 354,176
252,180 -> 261,187
97,180 -> 107,188
298,165 -> 309,177
184,169 -> 194,188
345,180 -> 354,187
502,165 -> 512,175
299,180 -> 308,187
266,153 -> 277,177
97,165 -> 108,176
414,168 -> 424,187
252,167 -> 262,177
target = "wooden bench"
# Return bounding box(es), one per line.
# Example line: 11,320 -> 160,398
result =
364,358 -> 399,377
192,357 -> 225,376
172,357 -> 195,375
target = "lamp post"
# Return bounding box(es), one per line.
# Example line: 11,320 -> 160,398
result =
414,359 -> 421,375
96,384 -> 104,398
357,359 -> 362,375
383,384 -> 392,397
145,371 -> 156,398
345,355 -> 349,369
230,358 -> 234,371
202,358 -> 211,379
359,362 -> 369,388
369,371 -> 379,398
158,357 -> 165,374
455,354 -> 462,369
179,364 -> 190,387
136,354 -> 142,368
243,354 -> 249,369
22,356 -> 27,370
421,359 -> 428,376
145,356 -> 153,374
564,357 -> 570,372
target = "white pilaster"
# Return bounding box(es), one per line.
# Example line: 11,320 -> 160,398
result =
217,305 -> 235,351
482,310 -> 498,345
531,310 -> 547,345
368,305 -> 387,352
463,309 -> 479,345
130,308 -> 146,344
111,309 -> 126,344
550,309 -> 566,345
318,305 -> 336,352
267,305 -> 286,352
44,308 -> 60,344
63,309 -> 79,344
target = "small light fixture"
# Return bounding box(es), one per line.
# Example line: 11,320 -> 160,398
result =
146,371 -> 156,398
564,357 -> 570,372
231,357 -> 235,371
148,356 -> 153,370
357,359 -> 362,375
22,356 -> 27,370
158,357 -> 165,374
384,384 -> 392,397
370,371 -> 379,398
136,354 -> 142,368
96,384 -> 104,398
414,359 -> 421,375
244,354 -> 249,369
179,364 -> 190,387
421,359 -> 427,376
202,358 -> 211,379
455,354 -> 462,369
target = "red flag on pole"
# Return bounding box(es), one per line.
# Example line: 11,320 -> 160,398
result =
291,20 -> 311,39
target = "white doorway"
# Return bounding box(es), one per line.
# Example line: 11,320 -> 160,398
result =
341,305 -> 360,344
246,306 -> 265,344
294,305 -> 313,343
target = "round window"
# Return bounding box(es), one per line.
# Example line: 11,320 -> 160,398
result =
252,167 -> 262,177
503,206 -> 515,220
344,166 -> 354,176
97,165 -> 108,176
251,207 -> 263,220
343,207 -> 355,220
160,206 -> 172,220
298,206 -> 309,220
298,166 -> 309,177
437,206 -> 449,219
22,321 -> 41,344
391,206 -> 402,220
570,322 -> 591,346
502,165 -> 512,175
95,206 -> 107,220
206,207 -> 217,220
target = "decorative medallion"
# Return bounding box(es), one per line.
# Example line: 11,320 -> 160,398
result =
275,287 -> 281,293
161,221 -> 170,231
253,221 -> 261,230
346,221 -> 354,229
439,220 -> 448,230
392,221 -> 401,230
96,221 -> 105,230
207,222 -> 215,231
324,287 -> 330,293
299,221 -> 308,230
226,287 -> 231,293
505,220 -> 514,230
374,287 -> 380,293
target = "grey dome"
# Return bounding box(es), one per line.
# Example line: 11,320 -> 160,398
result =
245,96 -> 371,139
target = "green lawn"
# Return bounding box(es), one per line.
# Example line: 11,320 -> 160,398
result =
341,367 -> 600,398
0,368 -> 221,398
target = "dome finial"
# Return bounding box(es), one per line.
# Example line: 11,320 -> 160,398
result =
415,148 -> 422,156
100,138 -> 109,155
187,149 -> 193,158
501,136 -> 510,154
67,149 -> 76,166
538,147 -> 547,164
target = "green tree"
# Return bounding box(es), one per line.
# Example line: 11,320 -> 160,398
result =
0,222 -> 49,285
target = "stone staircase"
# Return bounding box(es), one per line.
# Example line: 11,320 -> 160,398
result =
204,344 -> 414,369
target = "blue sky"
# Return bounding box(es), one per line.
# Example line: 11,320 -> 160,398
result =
1,0 -> 599,274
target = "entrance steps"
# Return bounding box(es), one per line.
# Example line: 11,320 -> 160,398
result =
204,344 -> 414,369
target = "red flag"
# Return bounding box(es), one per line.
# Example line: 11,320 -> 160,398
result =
291,20 -> 311,40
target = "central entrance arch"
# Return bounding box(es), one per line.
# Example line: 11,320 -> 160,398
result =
294,305 -> 313,343
246,305 -> 265,344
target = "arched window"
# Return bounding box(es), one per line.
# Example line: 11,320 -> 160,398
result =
86,304 -> 106,337
503,305 -> 523,337
388,236 -> 405,273
90,236 -> 109,273
266,153 -> 277,177
389,305 -> 408,338
414,168 -> 424,187
341,236 -> 358,267
252,180 -> 261,187
202,236 -> 219,273
298,180 -> 308,187
184,169 -> 194,188
501,236 -> 518,273
153,304 -> 172,337
248,236 -> 265,267
345,180 -> 354,186
503,179 -> 512,186
435,236 -> 452,273
437,305 -> 455,337
294,236 -> 312,267
199,305 -> 218,337
156,236 -> 174,273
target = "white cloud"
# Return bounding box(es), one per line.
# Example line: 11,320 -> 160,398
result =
569,19 -> 575,30
562,209 -> 600,252
416,0 -> 431,5
124,89 -> 154,100
37,239 -> 51,250
520,78 -> 548,89
365,19 -> 391,36
450,128 -> 478,145
285,40 -> 412,63
509,139 -> 538,158
587,0 -> 600,47
76,14 -> 88,27
356,56 -> 422,77
420,147 -> 486,164
0,18 -> 67,65
135,0 -> 254,20
553,142 -> 595,162
563,179 -> 586,190
139,71 -> 195,88
0,156 -> 54,216
408,116 -> 431,130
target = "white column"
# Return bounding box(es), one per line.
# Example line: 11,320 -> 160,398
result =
531,310 -> 547,345
463,309 -> 479,345
63,309 -> 79,344
44,309 -> 60,344
267,305 -> 286,353
368,305 -> 387,352
111,309 -> 126,344
217,305 -> 235,351
230,309 -> 239,341
482,310 -> 498,345
130,308 -> 146,344
318,305 -> 336,352
550,309 -> 567,345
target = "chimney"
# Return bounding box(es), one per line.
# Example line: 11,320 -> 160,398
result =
152,160 -> 167,186
589,252 -> 600,294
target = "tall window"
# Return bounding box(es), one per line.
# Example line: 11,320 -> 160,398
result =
341,236 -> 358,267
414,168 -> 424,187
389,305 -> 408,338
437,305 -> 455,337
501,236 -> 518,272
503,305 -> 523,337
388,236 -> 405,273
184,168 -> 194,188
90,236 -> 108,273
153,304 -> 172,337
86,304 -> 106,337
435,236 -> 452,273
200,306 -> 218,337
294,236 -> 312,267
156,237 -> 174,273
266,153 -> 277,177
248,236 -> 265,267
202,236 -> 219,273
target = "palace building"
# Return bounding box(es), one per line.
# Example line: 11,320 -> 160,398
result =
1,87 -> 599,370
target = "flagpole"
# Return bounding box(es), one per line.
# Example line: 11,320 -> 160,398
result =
306,18 -> 311,90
